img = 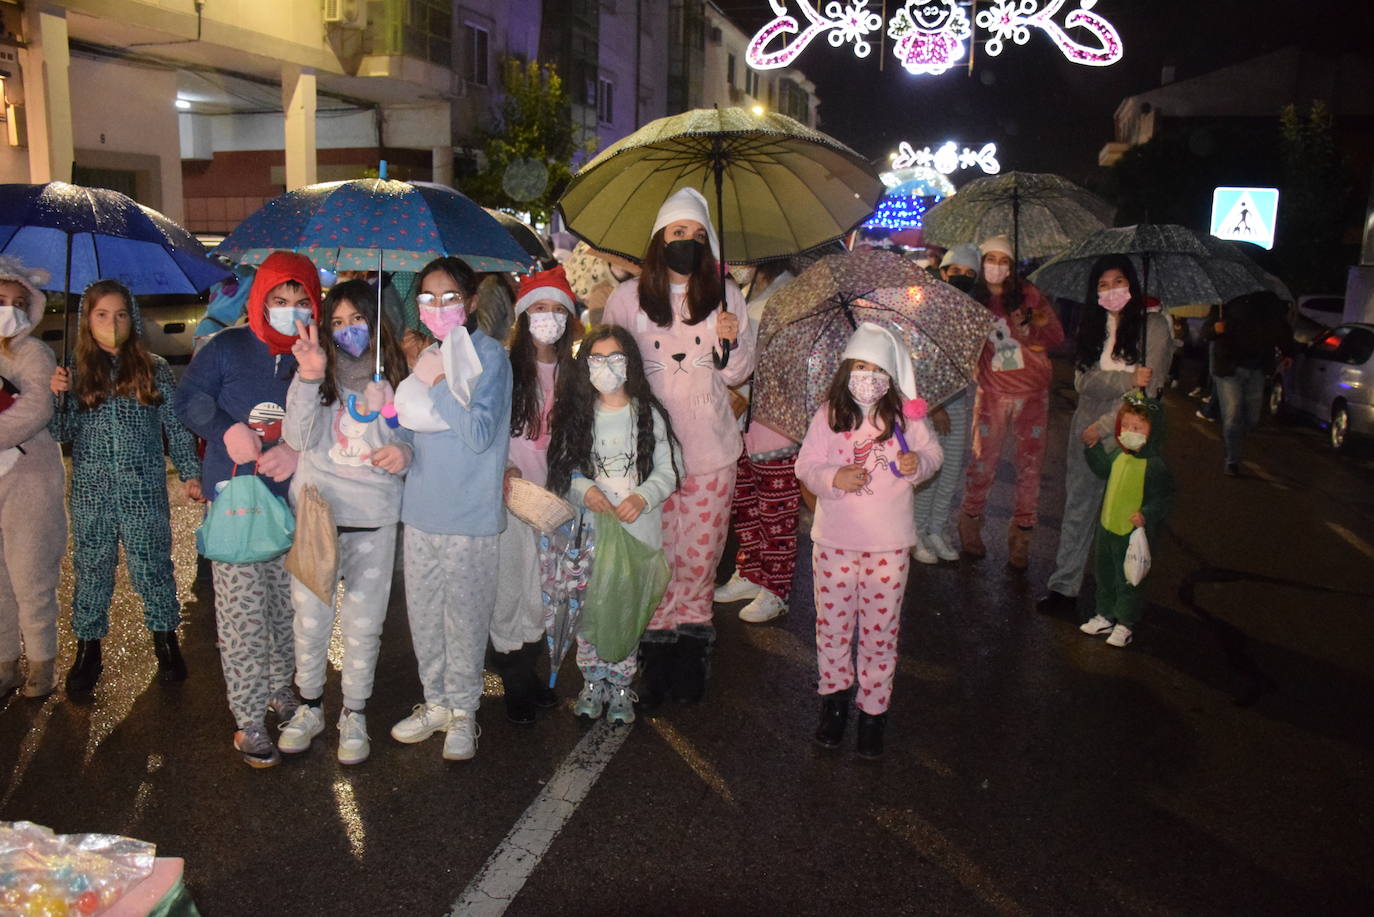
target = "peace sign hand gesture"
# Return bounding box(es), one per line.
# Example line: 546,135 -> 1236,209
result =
292,319 -> 326,381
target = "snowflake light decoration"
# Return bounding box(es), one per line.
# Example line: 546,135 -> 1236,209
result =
892,140 -> 1000,175
747,0 -> 882,70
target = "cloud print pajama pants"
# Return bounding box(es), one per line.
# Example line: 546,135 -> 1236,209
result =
812,546 -> 910,715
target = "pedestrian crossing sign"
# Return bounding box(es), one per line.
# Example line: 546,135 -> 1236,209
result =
1211,187 -> 1279,250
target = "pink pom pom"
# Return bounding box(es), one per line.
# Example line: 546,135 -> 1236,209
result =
903,397 -> 927,420
381,403 -> 398,419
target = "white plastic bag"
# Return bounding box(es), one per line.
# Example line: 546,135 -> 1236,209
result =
1124,526 -> 1151,586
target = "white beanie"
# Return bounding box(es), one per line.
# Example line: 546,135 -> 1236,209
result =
940,243 -> 981,272
980,234 -> 1014,260
0,254 -> 52,326
651,187 -> 721,259
842,321 -> 927,419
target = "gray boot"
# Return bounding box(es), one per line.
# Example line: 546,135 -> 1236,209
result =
22,658 -> 58,698
0,658 -> 22,696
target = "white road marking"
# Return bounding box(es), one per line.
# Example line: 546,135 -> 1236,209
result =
1245,463 -> 1290,490
1191,419 -> 1220,441
1326,521 -> 1374,562
450,720 -> 632,916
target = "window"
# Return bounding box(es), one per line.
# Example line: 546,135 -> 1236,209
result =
727,53 -> 736,88
1338,328 -> 1374,365
464,24 -> 489,86
744,67 -> 759,97
597,78 -> 615,124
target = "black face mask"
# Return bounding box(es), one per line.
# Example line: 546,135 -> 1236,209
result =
946,273 -> 976,293
664,239 -> 705,276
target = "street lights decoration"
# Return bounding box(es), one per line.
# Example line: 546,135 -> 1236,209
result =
892,140 -> 1000,175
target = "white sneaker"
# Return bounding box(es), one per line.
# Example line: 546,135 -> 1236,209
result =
606,685 -> 638,725
1105,624 -> 1134,648
739,588 -> 787,623
442,709 -> 479,761
574,680 -> 608,719
1079,614 -> 1115,636
910,537 -> 939,565
713,573 -> 760,604
926,533 -> 960,562
277,704 -> 326,754
390,702 -> 452,744
337,710 -> 370,765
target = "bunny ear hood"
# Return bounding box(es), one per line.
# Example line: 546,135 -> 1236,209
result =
0,255 -> 52,327
842,321 -> 927,420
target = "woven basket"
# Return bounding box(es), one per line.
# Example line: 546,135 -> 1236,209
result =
506,476 -> 576,532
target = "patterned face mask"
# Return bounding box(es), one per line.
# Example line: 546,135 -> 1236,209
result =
848,369 -> 891,406
332,323 -> 370,357
983,263 -> 1010,285
528,311 -> 568,345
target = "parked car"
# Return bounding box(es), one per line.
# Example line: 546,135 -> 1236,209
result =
1270,323 -> 1374,450
34,292 -> 209,377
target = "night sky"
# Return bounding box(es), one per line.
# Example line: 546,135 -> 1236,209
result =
714,0 -> 1360,182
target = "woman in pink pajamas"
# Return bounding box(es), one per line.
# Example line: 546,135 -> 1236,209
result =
601,187 -> 754,709
795,323 -> 942,758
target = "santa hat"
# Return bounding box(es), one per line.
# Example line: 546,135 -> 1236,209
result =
0,254 -> 52,326
940,243 -> 981,272
842,321 -> 927,420
651,187 -> 721,260
980,234 -> 1014,260
514,266 -> 576,316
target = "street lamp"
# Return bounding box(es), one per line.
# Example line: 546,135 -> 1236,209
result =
751,104 -> 764,116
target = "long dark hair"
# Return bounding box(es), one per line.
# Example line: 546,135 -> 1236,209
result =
637,230 -> 724,327
546,325 -> 681,497
1074,254 -> 1146,372
824,358 -> 904,443
317,280 -> 408,406
73,279 -> 160,410
414,256 -> 480,345
506,307 -> 581,440
972,252 -> 1022,314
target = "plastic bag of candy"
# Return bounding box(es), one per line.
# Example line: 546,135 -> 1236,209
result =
0,820 -> 156,915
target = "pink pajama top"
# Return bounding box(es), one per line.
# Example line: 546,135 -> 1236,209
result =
506,360 -> 556,488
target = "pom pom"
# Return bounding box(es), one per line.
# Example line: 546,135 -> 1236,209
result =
903,397 -> 927,420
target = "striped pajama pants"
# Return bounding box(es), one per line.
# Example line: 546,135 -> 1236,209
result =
913,389 -> 971,539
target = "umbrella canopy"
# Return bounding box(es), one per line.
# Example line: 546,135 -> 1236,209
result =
557,107 -> 884,265
539,511 -> 595,688
1199,236 -> 1293,303
753,254 -> 991,442
922,171 -> 1114,260
216,179 -> 534,274
485,208 -> 555,268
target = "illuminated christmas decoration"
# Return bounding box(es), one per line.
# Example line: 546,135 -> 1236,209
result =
747,0 -> 1123,74
864,191 -> 931,231
892,140 -> 1000,175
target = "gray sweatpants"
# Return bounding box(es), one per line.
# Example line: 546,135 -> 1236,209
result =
913,388 -> 971,538
0,441 -> 66,666
1048,393 -> 1120,598
403,527 -> 499,712
212,556 -> 295,730
291,525 -> 398,711
490,510 -> 545,654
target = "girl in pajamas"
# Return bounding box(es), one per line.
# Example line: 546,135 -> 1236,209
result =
390,257 -> 511,762
546,326 -> 680,726
49,280 -> 202,695
491,267 -> 580,725
795,323 -> 942,759
601,187 -> 754,709
276,280 -> 411,764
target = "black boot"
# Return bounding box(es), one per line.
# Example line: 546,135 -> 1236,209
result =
856,712 -> 887,759
524,642 -> 558,709
814,692 -> 849,748
65,639 -> 103,694
636,640 -> 675,712
152,630 -> 187,682
670,633 -> 711,704
1035,590 -> 1076,617
492,648 -> 537,725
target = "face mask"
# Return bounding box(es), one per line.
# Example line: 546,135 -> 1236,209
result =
420,305 -> 466,341
848,369 -> 891,406
983,263 -> 1011,285
0,305 -> 32,338
1098,286 -> 1131,313
269,307 -> 311,337
92,325 -> 131,349
1119,430 -> 1148,452
528,312 -> 568,345
333,323 -> 370,358
946,274 -> 976,293
664,239 -> 706,275
589,361 -> 627,394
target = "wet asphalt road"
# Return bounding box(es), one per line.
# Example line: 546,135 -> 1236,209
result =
2,360 -> 1372,916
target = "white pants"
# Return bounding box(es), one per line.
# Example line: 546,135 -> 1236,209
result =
489,511 -> 545,654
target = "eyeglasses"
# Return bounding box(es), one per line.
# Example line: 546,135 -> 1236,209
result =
587,353 -> 628,369
416,291 -> 465,308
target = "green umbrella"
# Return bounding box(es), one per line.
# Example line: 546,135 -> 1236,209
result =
922,171 -> 1115,261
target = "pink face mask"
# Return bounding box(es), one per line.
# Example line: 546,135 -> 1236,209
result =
1098,286 -> 1131,313
983,263 -> 1010,285
848,369 -> 891,406
420,305 -> 467,341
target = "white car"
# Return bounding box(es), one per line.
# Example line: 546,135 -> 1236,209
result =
1270,323 -> 1374,450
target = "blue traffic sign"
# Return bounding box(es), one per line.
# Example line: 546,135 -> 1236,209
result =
1211,187 -> 1279,250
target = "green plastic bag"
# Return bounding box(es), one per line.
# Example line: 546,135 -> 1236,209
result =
196,466 -> 296,564
581,512 -> 669,663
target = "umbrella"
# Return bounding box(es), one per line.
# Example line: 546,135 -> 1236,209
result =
0,181 -> 231,359
560,241 -> 640,304
485,208 -> 555,268
1199,236 -> 1293,303
558,107 -> 885,365
753,252 -> 991,442
538,510 -> 595,688
922,171 -> 1115,261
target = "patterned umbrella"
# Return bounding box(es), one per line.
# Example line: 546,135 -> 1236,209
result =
485,208 -> 555,268
560,241 -> 639,304
215,179 -> 533,274
538,511 -> 595,688
753,253 -> 991,442
922,171 -> 1114,260
1199,236 -> 1293,303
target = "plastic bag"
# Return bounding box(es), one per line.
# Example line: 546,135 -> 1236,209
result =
0,820 -> 156,915
1124,526 -> 1151,586
580,512 -> 669,663
196,464 -> 295,564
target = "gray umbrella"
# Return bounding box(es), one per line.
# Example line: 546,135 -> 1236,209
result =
921,171 -> 1115,261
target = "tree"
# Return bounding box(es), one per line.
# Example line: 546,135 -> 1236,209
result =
1274,101 -> 1354,295
460,60 -> 581,224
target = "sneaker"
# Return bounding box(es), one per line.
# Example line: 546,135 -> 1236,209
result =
442,710 -> 479,761
267,686 -> 300,722
1079,614 -> 1115,636
573,680 -> 608,720
390,703 -> 452,744
234,724 -> 280,769
605,685 -> 638,725
910,537 -> 939,565
1106,624 -> 1134,647
739,588 -> 787,623
713,573 -> 760,604
1187,386 -> 1203,398
925,533 -> 960,562
277,703 -> 326,754
337,710 -> 370,765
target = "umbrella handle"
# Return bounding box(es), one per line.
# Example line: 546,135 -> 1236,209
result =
713,338 -> 732,369
887,425 -> 911,477
346,373 -> 400,427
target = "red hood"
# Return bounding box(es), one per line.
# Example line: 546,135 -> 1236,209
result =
246,251 -> 322,355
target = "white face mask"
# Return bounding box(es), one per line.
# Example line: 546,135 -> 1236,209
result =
528,312 -> 568,345
589,361 -> 627,394
0,305 -> 31,338
269,306 -> 311,337
983,263 -> 1011,285
1118,430 -> 1147,452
